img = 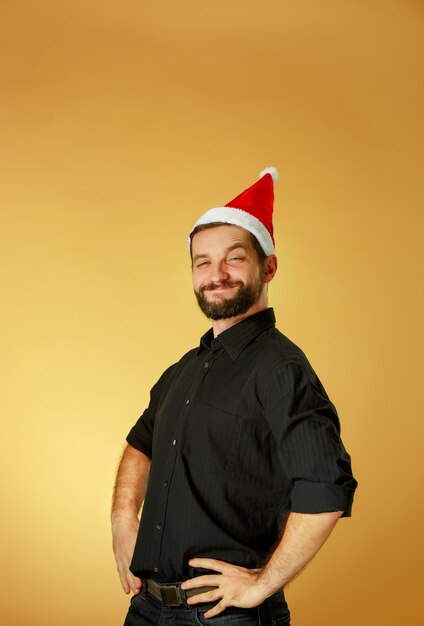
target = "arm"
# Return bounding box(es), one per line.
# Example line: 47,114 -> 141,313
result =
181,509 -> 343,618
111,443 -> 151,595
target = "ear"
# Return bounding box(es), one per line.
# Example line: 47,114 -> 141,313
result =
262,254 -> 278,284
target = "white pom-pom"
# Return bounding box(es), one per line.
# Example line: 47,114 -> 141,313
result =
259,166 -> 279,183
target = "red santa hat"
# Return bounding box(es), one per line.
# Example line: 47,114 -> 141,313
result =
189,167 -> 279,256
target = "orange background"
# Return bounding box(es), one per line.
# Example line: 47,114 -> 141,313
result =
1,1 -> 422,625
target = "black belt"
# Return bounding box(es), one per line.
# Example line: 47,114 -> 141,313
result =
144,578 -> 217,607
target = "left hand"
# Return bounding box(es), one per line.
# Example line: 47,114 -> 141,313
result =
180,558 -> 268,619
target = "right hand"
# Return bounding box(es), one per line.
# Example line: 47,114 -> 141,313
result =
112,514 -> 142,595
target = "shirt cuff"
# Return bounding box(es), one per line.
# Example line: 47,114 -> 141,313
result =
290,480 -> 356,517
126,430 -> 152,459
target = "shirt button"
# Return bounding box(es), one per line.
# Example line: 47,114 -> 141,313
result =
163,481 -> 168,487
204,362 -> 209,368
153,567 -> 159,573
156,524 -> 162,530
172,439 -> 177,446
185,399 -> 190,405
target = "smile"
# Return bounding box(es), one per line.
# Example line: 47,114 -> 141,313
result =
210,286 -> 237,292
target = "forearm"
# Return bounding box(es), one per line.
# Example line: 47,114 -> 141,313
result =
111,443 -> 151,522
111,444 -> 151,594
257,510 -> 343,597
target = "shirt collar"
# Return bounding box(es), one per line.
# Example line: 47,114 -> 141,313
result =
198,308 -> 276,360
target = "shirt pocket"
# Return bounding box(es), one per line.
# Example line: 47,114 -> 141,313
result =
182,402 -> 244,473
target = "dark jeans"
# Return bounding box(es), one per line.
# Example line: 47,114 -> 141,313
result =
123,588 -> 291,626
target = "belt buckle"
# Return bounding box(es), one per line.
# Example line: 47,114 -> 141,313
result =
160,585 -> 182,607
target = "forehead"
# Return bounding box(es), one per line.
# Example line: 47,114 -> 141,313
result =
191,224 -> 253,255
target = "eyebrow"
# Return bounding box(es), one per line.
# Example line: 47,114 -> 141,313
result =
192,242 -> 248,264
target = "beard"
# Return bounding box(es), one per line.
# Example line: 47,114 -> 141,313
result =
194,276 -> 263,320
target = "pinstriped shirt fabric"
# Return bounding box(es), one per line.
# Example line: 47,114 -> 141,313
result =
126,308 -> 357,583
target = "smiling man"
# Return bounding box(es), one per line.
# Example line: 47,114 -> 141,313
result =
112,168 -> 357,625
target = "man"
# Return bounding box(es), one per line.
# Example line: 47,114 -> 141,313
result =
112,167 -> 357,625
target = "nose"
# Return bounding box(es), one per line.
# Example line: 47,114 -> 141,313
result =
209,260 -> 230,283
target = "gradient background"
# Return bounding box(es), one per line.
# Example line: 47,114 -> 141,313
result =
1,1 -> 422,625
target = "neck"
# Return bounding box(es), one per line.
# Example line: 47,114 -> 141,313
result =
211,301 -> 268,337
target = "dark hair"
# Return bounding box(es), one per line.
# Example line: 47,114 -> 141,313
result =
189,222 -> 268,265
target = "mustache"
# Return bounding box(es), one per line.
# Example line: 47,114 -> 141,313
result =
200,279 -> 244,294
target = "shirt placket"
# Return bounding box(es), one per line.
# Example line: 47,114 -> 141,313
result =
150,349 -> 217,577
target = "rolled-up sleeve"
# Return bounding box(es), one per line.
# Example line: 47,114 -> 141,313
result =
126,363 -> 177,458
265,359 -> 357,517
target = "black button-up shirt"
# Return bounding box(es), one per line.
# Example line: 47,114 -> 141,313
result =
127,308 -> 357,582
